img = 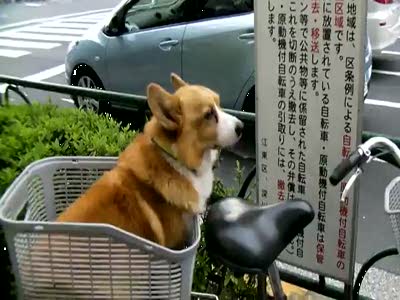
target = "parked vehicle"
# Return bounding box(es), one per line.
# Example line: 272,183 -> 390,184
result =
65,0 -> 373,112
367,0 -> 400,55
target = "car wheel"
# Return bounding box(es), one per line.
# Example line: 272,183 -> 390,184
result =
71,67 -> 104,112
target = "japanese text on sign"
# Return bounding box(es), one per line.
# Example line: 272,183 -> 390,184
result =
256,0 -> 366,283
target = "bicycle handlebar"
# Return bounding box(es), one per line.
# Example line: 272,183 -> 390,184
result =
330,137 -> 400,187
363,137 -> 400,163
329,149 -> 367,186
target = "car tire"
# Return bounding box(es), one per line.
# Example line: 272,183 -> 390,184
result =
70,66 -> 105,112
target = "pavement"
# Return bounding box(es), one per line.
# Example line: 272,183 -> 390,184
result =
0,0 -> 122,107
0,0 -> 121,27
0,1 -> 400,299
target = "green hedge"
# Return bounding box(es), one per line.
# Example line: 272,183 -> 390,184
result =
0,102 -> 257,299
0,103 -> 137,299
0,103 -> 136,193
193,162 -> 258,299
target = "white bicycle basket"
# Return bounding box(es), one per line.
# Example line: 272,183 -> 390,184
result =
385,176 -> 400,254
0,156 -> 202,300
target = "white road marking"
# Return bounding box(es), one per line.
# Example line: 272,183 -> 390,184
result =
372,69 -> 400,76
69,18 -> 106,23
0,11 -> 108,60
0,32 -> 78,42
0,8 -> 112,31
0,39 -> 61,49
8,95 -> 75,108
24,2 -> 43,7
381,50 -> 400,56
23,64 -> 65,82
76,16 -> 108,20
41,22 -> 96,29
0,64 -> 66,94
20,27 -> 88,35
74,13 -> 109,19
365,99 -> 400,109
61,19 -> 99,24
0,49 -> 30,58
61,98 -> 74,104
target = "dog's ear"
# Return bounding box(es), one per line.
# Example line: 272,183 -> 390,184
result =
171,73 -> 187,91
147,83 -> 181,130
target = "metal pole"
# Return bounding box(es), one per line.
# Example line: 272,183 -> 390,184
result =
268,262 -> 286,300
344,283 -> 353,300
257,273 -> 268,300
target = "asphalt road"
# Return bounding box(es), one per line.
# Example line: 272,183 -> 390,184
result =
0,0 -> 121,27
0,0 -> 123,107
1,0 -> 400,281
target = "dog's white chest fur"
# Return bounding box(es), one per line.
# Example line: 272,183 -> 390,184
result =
164,149 -> 218,213
188,149 -> 218,212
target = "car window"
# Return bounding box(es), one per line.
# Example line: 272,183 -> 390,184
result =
124,0 -> 191,31
195,0 -> 253,19
123,0 -> 253,32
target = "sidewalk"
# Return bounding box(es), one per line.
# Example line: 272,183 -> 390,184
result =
276,261 -> 400,300
269,281 -> 333,300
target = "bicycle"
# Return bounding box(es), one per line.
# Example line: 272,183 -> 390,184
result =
203,135 -> 400,300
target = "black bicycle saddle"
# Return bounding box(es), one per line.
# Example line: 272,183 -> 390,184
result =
204,197 -> 315,274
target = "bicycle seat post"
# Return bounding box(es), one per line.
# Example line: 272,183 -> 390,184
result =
268,262 -> 286,300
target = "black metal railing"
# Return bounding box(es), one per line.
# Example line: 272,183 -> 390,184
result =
0,74 -> 146,107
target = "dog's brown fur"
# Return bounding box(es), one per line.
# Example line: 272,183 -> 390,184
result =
56,73 -> 222,250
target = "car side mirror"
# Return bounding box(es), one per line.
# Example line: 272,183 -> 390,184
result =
104,14 -> 127,36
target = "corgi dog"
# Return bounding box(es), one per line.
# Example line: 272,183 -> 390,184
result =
55,73 -> 244,250
16,74 -> 243,299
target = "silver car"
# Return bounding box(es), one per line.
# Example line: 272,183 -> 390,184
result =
65,0 -> 372,112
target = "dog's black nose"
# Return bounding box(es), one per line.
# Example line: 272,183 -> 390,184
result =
235,122 -> 244,137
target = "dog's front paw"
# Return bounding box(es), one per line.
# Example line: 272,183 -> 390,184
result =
184,201 -> 201,214
183,195 -> 206,215
193,203 -> 206,215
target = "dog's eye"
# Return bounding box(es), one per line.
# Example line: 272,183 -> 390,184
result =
204,109 -> 214,120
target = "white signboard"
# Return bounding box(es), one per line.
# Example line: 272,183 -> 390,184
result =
255,0 -> 366,283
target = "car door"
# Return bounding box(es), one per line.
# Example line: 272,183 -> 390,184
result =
105,0 -> 187,98
182,0 -> 254,109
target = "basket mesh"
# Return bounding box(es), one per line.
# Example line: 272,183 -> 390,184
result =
10,163 -> 185,299
15,233 -> 182,299
26,176 -> 47,221
52,167 -> 109,216
385,177 -> 400,253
